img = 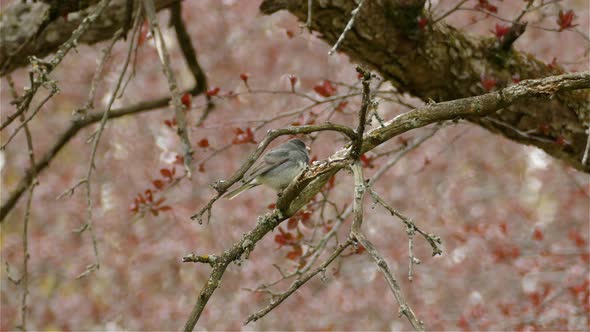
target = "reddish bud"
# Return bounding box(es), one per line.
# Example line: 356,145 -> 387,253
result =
475,0 -> 497,13
493,24 -> 510,39
499,223 -> 508,235
198,138 -> 210,148
153,180 -> 165,190
360,154 -> 375,168
206,87 -> 220,96
232,127 -> 256,144
138,20 -> 149,46
181,93 -> 191,108
313,80 -> 336,97
286,244 -> 303,260
568,230 -> 586,248
287,218 -> 298,230
557,10 -> 576,31
174,154 -> 185,165
533,228 -> 544,241
418,16 -> 428,30
555,136 -> 567,146
336,101 -> 348,112
288,75 -> 298,90
481,76 -> 497,91
198,163 -> 205,173
160,168 -> 173,178
240,73 -> 249,83
286,30 -> 295,38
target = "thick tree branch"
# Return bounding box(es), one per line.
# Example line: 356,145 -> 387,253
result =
260,0 -> 590,172
0,0 -> 181,75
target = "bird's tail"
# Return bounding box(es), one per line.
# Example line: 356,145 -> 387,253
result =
225,183 -> 259,200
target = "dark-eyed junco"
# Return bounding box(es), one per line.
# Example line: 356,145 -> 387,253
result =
225,138 -> 310,200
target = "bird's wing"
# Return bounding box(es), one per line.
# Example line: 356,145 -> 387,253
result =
244,149 -> 289,182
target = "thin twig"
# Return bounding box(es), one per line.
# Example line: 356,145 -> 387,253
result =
144,0 -> 194,177
7,74 -> 37,332
368,187 -> 442,256
582,128 -> 590,165
328,0 -> 365,55
244,239 -> 353,325
349,162 -> 425,331
74,29 -> 124,120
0,0 -> 113,132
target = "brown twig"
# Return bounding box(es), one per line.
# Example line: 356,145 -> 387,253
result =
244,239 -> 353,325
7,75 -> 37,332
144,0 -> 194,177
349,162 -> 425,331
328,0 -> 365,55
368,187 -> 442,257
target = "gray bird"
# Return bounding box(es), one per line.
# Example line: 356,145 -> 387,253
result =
225,138 -> 310,200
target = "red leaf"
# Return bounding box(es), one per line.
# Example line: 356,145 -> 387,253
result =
181,93 -> 191,108
267,203 -> 276,210
198,138 -> 210,148
274,227 -> 295,247
160,168 -> 173,178
475,0 -> 497,13
360,154 -> 374,168
286,244 -> 303,260
287,218 -> 298,230
206,87 -> 220,96
493,24 -> 510,39
557,10 -> 576,31
335,101 -> 348,112
153,179 -> 165,190
232,127 -> 256,144
313,80 -> 336,97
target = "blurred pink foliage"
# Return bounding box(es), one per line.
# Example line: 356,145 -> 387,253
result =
1,0 -> 588,330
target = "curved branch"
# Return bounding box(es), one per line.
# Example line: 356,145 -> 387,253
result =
260,0 -> 590,172
0,0 -> 181,76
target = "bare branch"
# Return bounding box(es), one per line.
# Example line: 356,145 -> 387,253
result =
144,0 -> 194,177
349,161 -> 425,331
244,239 -> 353,325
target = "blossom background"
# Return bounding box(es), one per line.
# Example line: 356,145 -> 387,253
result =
1,0 -> 588,330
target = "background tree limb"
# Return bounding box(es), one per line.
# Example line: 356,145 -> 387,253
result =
259,0 -> 590,172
